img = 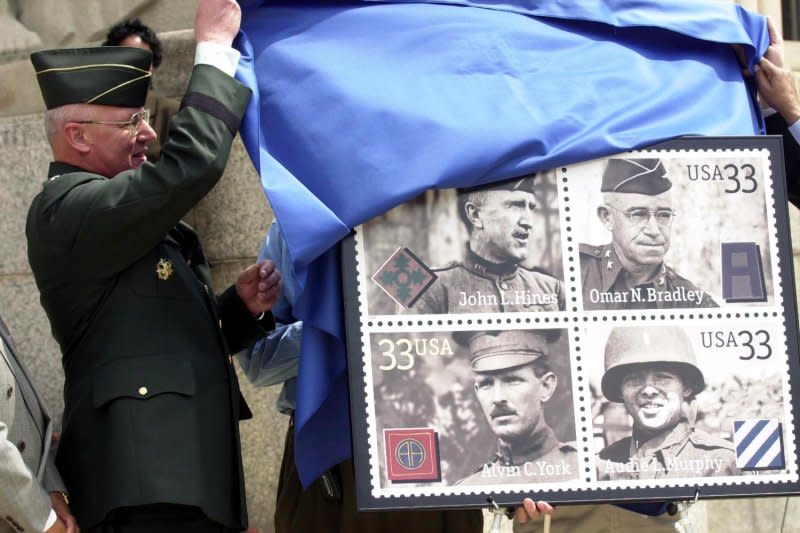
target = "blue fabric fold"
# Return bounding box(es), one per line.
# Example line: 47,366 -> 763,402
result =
235,0 -> 769,488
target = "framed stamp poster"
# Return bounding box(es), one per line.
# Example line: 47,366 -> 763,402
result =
341,136 -> 800,510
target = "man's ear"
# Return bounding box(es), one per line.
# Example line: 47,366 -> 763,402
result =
539,372 -> 557,403
597,205 -> 613,232
63,123 -> 91,154
465,201 -> 483,229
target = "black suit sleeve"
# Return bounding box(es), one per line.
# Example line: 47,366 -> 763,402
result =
217,285 -> 276,353
766,113 -> 800,208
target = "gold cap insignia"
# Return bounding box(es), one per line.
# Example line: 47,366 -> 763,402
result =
156,258 -> 174,280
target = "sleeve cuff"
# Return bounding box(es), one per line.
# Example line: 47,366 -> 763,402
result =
43,509 -> 57,532
789,119 -> 800,145
218,285 -> 276,352
194,41 -> 241,76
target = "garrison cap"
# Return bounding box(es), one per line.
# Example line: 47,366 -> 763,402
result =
31,46 -> 152,109
601,158 -> 671,195
457,175 -> 537,225
601,326 -> 705,403
453,329 -> 559,372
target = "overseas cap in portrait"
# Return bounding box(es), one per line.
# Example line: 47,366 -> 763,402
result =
601,158 -> 672,195
453,329 -> 560,372
601,326 -> 705,402
31,46 -> 152,109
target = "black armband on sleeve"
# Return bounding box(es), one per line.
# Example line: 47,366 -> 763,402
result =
181,91 -> 239,137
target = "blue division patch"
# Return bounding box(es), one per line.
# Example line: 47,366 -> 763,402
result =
371,247 -> 437,308
733,419 -> 785,470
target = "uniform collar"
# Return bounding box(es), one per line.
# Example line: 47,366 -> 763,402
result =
48,161 -> 92,180
494,417 -> 559,466
464,246 -> 518,278
597,243 -> 667,292
630,419 -> 691,459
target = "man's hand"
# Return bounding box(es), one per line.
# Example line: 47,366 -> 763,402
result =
764,16 -> 785,70
514,498 -> 554,524
195,0 -> 241,47
47,492 -> 78,533
738,17 -> 784,78
236,260 -> 281,316
755,57 -> 800,124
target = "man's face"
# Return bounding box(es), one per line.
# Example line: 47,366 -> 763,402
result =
620,367 -> 691,436
79,106 -> 156,177
600,191 -> 673,267
469,190 -> 536,263
474,364 -> 555,441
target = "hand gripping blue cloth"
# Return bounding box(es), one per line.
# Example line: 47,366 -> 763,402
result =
235,0 -> 769,490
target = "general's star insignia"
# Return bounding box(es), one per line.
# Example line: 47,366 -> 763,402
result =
156,258 -> 174,280
658,276 -> 665,285
604,250 -> 611,258
607,261 -> 614,270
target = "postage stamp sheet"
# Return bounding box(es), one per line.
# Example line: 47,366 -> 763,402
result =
343,139 -> 800,508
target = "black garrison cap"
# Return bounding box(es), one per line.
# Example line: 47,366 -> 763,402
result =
601,158 -> 672,195
31,46 -> 152,109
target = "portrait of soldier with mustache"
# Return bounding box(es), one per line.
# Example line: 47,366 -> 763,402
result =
415,176 -> 565,314
597,326 -> 738,480
455,329 -> 578,485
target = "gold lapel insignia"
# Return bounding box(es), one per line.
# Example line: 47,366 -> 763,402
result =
156,258 -> 174,280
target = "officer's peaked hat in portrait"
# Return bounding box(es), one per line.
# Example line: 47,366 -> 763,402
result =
601,326 -> 705,402
31,46 -> 152,109
601,158 -> 671,195
453,329 -> 559,372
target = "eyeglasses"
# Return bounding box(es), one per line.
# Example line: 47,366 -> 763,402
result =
606,205 -> 676,228
73,108 -> 150,137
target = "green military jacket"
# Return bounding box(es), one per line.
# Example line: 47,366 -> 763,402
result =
415,248 -> 564,314
597,421 -> 739,480
26,65 -> 267,530
457,424 -> 577,485
579,243 -> 717,310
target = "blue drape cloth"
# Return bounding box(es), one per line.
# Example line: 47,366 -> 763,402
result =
234,0 -> 769,492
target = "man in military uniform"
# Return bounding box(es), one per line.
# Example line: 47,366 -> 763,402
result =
27,1 -> 281,531
415,176 -> 564,314
580,158 -> 717,310
455,330 -> 578,485
597,326 -> 739,480
0,313 -> 76,533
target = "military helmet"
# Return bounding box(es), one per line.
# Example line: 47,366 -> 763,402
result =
601,326 -> 705,402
